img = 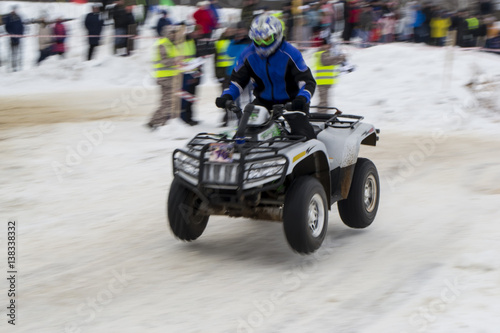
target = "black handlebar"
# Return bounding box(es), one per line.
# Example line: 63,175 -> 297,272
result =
233,104 -> 254,140
225,100 -> 241,114
271,103 -> 294,119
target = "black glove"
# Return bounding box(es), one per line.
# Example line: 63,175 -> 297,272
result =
291,96 -> 308,113
215,94 -> 233,109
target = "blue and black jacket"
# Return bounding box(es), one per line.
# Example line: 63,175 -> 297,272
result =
222,41 -> 316,106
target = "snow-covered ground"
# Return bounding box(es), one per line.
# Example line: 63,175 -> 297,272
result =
1,1 -> 500,333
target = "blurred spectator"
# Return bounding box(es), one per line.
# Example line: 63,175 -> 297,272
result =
448,10 -> 461,46
156,10 -> 172,37
479,0 -> 494,16
125,6 -> 137,56
282,1 -> 293,39
370,16 -> 382,43
319,0 -> 333,30
311,26 -> 324,47
292,0 -> 303,41
53,17 -> 67,57
214,25 -> 235,93
135,0 -> 148,25
254,5 -> 273,22
421,2 -> 433,44
37,16 -> 53,65
454,10 -> 468,47
226,22 -> 252,83
191,16 -> 216,57
85,4 -> 105,60
223,22 -> 252,125
112,1 -> 128,54
180,25 -> 202,126
4,5 -> 24,72
226,22 -> 252,74
343,0 -> 361,42
484,17 -> 499,49
304,2 -> 321,42
485,18 -> 498,40
331,0 -> 344,34
208,0 -> 221,27
241,0 -> 259,30
358,4 -> 374,47
193,1 -> 217,38
101,0 -> 112,10
396,1 -> 415,41
429,11 -> 451,46
379,13 -> 396,43
484,23 -> 500,52
147,25 -> 184,130
319,0 -> 334,36
476,16 -> 489,47
462,11 -> 479,47
413,5 -> 429,43
312,38 -> 345,109
270,10 -> 286,33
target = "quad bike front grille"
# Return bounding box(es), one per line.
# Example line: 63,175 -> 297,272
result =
202,163 -> 240,186
173,137 -> 290,194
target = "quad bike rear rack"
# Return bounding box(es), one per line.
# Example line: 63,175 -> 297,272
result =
309,111 -> 364,130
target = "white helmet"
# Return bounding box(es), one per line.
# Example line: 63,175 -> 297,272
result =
249,15 -> 283,57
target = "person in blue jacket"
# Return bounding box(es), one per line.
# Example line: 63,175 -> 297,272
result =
215,14 -> 317,139
220,21 -> 252,126
413,4 -> 428,43
155,10 -> 172,37
208,0 -> 221,27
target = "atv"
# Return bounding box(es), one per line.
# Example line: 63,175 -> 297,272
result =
167,101 -> 380,254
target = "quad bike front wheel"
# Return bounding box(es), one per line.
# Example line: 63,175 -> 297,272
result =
338,158 -> 380,229
167,177 -> 209,241
283,176 -> 328,254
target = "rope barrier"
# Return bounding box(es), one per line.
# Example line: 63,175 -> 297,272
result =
2,33 -> 499,53
175,90 -> 198,103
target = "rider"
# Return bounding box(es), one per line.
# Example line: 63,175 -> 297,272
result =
215,14 -> 317,139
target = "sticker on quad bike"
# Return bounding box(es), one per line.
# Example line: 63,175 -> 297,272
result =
257,123 -> 281,141
208,143 -> 234,163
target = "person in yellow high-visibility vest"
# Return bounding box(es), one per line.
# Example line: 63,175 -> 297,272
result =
214,26 -> 236,92
430,12 -> 451,47
313,39 -> 345,110
463,13 -> 479,47
271,11 -> 286,36
147,25 -> 184,130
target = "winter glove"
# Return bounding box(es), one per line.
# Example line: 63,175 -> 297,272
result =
215,94 -> 233,109
291,96 -> 308,113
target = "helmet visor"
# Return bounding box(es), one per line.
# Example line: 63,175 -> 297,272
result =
253,34 -> 275,46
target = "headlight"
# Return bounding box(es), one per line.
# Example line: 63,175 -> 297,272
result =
245,158 -> 287,181
174,152 -> 199,178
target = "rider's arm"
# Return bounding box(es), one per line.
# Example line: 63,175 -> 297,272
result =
221,49 -> 252,100
286,46 -> 316,103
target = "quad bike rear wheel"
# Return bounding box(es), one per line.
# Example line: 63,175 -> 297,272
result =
338,158 -> 380,229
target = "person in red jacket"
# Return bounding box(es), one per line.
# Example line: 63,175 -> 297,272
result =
193,1 -> 217,38
52,17 -> 67,56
